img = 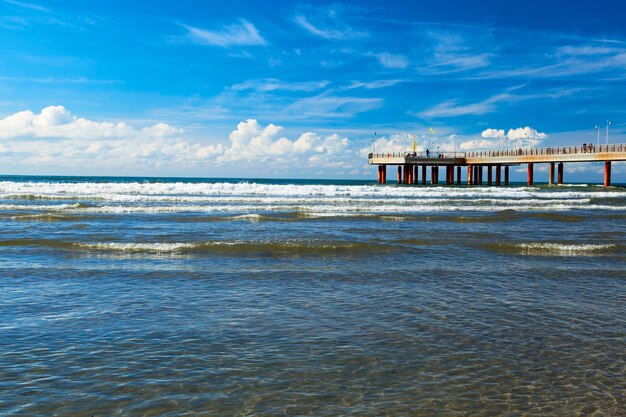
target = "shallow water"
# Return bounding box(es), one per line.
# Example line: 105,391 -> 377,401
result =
0,176 -> 624,416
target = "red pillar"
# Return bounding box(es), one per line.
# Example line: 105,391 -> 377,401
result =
527,163 -> 534,186
604,161 -> 611,187
422,165 -> 427,185
504,166 -> 510,186
557,163 -> 563,185
495,165 -> 501,186
397,166 -> 402,184
377,165 -> 381,183
467,164 -> 473,186
456,166 -> 461,185
382,165 -> 386,184
487,165 -> 493,185
548,162 -> 555,186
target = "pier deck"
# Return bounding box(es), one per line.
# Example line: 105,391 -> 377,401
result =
368,144 -> 626,186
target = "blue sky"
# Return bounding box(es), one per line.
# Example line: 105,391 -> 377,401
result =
0,0 -> 625,180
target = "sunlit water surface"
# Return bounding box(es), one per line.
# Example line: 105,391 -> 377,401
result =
0,176 -> 624,416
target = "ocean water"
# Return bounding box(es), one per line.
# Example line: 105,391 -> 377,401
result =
0,175 -> 624,416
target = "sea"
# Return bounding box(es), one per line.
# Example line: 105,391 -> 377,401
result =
0,175 -> 624,416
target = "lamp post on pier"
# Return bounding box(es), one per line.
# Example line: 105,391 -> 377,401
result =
606,120 -> 612,145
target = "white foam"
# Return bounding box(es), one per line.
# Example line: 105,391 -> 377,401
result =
517,242 -> 616,253
75,242 -> 196,252
0,181 -> 623,201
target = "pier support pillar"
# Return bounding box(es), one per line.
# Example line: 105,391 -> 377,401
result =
487,165 -> 493,185
377,165 -> 382,183
456,166 -> 461,185
604,161 -> 611,187
548,162 -> 555,186
527,163 -> 534,186
495,165 -> 501,186
445,166 -> 451,185
431,166 -> 438,184
414,166 -> 419,185
473,165 -> 479,185
382,165 -> 386,184
478,165 -> 483,185
504,166 -> 509,186
405,164 -> 411,184
467,164 -> 472,186
450,165 -> 455,185
397,166 -> 402,184
557,163 -> 563,185
422,165 -> 427,185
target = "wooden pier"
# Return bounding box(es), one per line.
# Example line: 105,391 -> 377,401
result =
369,144 -> 626,187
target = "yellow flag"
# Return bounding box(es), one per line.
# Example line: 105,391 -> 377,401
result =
412,137 -> 416,152
429,127 -> 435,134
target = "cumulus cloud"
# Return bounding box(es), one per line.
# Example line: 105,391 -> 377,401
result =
506,126 -> 547,140
481,128 -> 505,139
0,107 -> 362,175
0,106 -> 183,139
220,119 -> 350,163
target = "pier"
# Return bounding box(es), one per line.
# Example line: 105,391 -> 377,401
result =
369,144 -> 626,187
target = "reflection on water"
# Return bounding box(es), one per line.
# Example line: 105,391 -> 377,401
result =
0,177 -> 624,416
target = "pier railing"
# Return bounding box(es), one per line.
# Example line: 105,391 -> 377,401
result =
465,144 -> 625,159
368,151 -> 467,159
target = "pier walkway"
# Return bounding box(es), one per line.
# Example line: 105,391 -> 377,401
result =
368,143 -> 626,186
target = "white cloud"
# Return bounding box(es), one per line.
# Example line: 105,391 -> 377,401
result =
418,96 -> 502,118
481,128 -> 505,139
374,53 -> 409,69
0,106 -> 183,139
5,0 -> 51,13
506,127 -> 548,148
344,79 -> 405,90
220,119 -> 350,163
230,78 -> 329,92
506,126 -> 547,140
294,15 -> 366,40
181,19 -> 267,47
285,94 -> 382,118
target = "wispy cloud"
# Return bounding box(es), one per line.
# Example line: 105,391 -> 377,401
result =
372,52 -> 409,69
417,87 -> 583,118
293,5 -> 367,40
419,30 -> 493,74
0,76 -> 121,85
285,94 -> 382,119
343,79 -> 406,90
4,0 -> 50,13
229,78 -> 329,93
181,19 -> 267,47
